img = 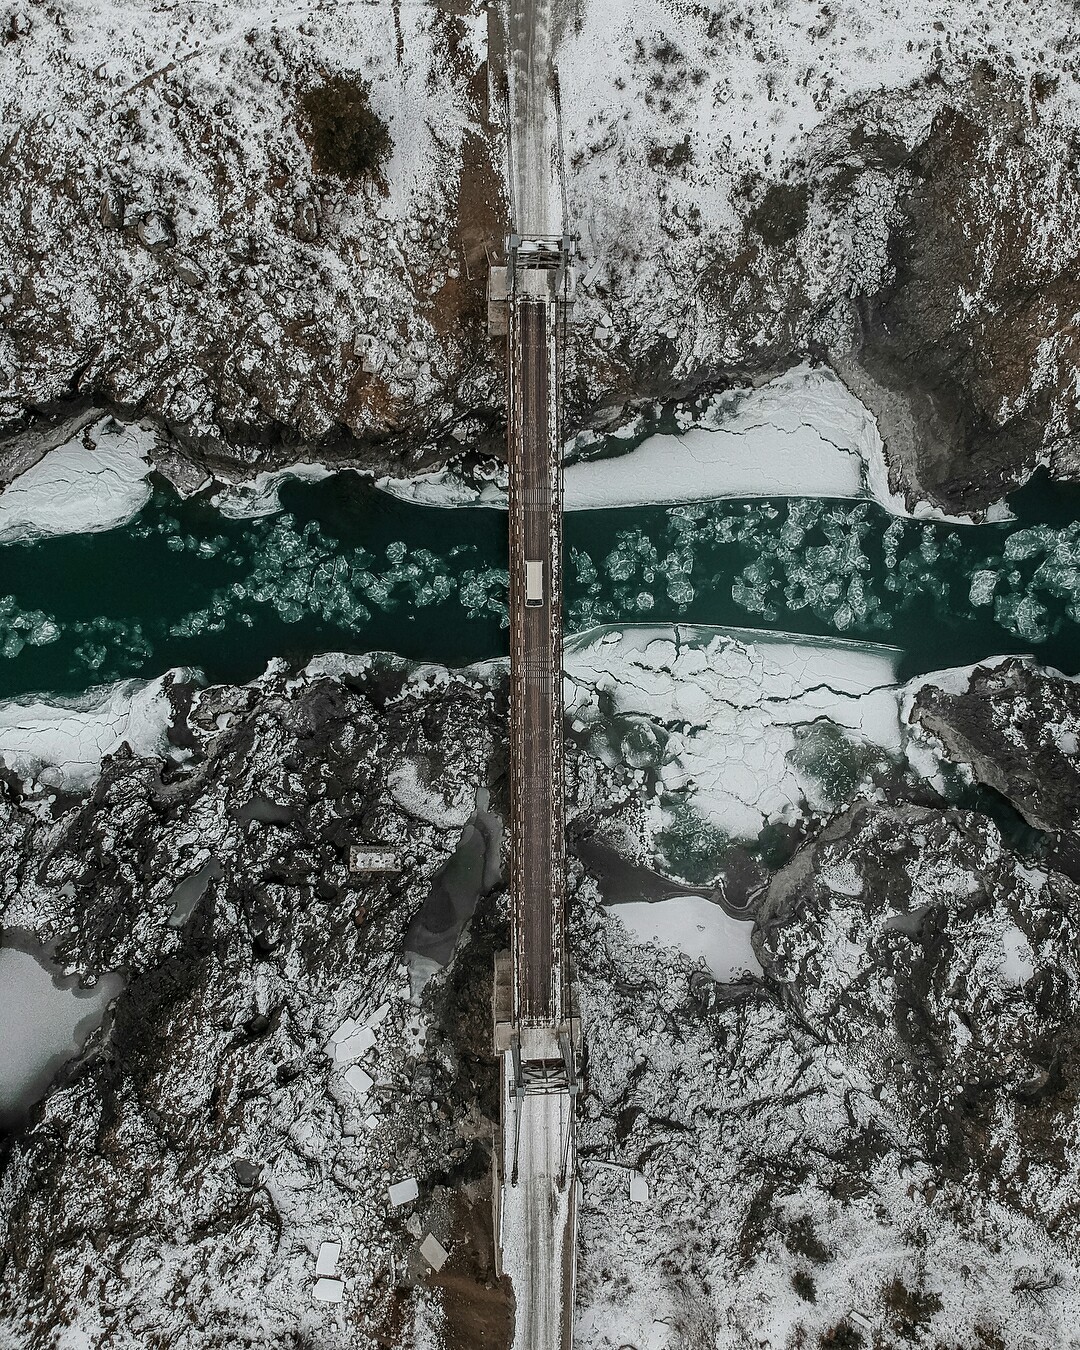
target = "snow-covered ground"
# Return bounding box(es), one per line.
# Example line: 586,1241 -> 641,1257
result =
0,0 -> 492,446
574,812 -> 1080,1350
560,0 -> 1080,373
0,417 -> 154,543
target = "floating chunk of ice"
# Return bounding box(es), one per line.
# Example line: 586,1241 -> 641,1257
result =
968,569 -> 998,606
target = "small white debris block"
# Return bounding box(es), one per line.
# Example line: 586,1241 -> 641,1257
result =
388,1177 -> 419,1207
316,1241 -> 341,1278
628,1170 -> 649,1205
328,1004 -> 391,1062
335,1027 -> 376,1063
343,1064 -> 374,1099
349,845 -> 401,874
313,1277 -> 344,1304
420,1234 -> 449,1272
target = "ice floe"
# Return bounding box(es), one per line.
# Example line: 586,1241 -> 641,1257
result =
0,417 -> 154,544
0,670 -> 192,793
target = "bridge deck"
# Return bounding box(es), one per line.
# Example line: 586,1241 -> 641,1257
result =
508,292 -> 565,1026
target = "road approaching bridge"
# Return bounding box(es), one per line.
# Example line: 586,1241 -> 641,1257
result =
490,2 -> 579,1346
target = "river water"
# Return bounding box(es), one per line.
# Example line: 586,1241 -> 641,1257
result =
0,470 -> 1078,699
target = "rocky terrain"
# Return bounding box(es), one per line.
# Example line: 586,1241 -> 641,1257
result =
3,0 -> 1080,514
2,648 -> 1080,1346
4,0 -> 1080,1346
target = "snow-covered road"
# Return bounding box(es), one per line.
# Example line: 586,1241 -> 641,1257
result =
499,1056 -> 576,1349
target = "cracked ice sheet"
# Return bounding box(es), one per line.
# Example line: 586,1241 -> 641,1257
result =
564,365 -> 879,510
0,418 -> 154,543
564,624 -> 905,841
0,671 -> 192,793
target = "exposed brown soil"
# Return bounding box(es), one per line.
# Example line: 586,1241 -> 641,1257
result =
428,1189 -> 515,1349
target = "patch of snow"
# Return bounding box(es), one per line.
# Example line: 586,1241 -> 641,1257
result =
0,417 -> 154,543
386,759 -> 473,830
1000,925 -> 1035,986
1056,728 -> 1078,756
375,471 -> 493,508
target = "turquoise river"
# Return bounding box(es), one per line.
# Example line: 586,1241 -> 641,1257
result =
1,470 -> 1080,699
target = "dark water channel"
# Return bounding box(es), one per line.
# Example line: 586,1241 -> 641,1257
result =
0,469 -> 1078,699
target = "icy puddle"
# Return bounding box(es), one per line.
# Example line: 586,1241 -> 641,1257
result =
0,939 -> 123,1129
0,468 -> 1079,699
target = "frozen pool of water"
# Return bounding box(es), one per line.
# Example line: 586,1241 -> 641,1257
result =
0,939 -> 124,1129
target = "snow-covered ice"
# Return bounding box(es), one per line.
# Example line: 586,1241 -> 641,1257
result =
565,366 -> 878,509
610,896 -> 762,981
211,463 -> 333,520
0,670 -> 192,793
0,943 -> 123,1123
0,418 -> 154,543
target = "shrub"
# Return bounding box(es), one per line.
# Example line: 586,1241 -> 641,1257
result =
783,1215 -> 832,1265
883,1277 -> 943,1335
300,75 -> 391,180
792,1270 -> 817,1303
647,133 -> 693,171
819,1326 -> 863,1349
